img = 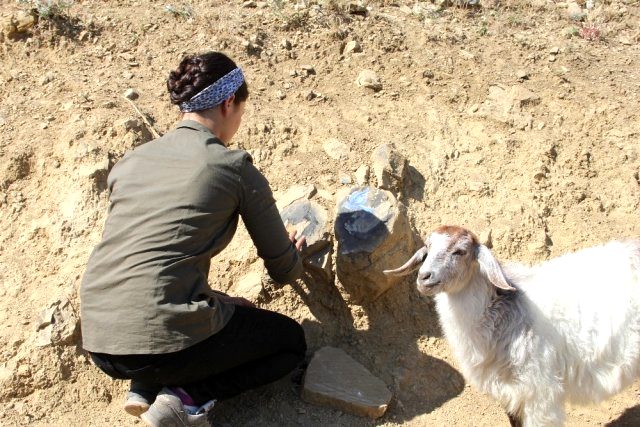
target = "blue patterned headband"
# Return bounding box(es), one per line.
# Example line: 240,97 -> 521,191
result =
179,68 -> 245,112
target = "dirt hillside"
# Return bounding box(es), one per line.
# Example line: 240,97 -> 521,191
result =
0,0 -> 639,425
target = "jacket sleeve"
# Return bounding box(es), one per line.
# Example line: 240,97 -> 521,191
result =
238,157 -> 302,284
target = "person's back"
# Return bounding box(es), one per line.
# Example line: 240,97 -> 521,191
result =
81,121 -> 249,354
80,52 -> 307,427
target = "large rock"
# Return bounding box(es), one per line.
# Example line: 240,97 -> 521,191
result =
302,346 -> 392,419
335,187 -> 414,302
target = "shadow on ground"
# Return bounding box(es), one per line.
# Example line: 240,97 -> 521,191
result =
607,405 -> 640,426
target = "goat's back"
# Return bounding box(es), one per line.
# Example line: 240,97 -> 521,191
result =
516,239 -> 640,404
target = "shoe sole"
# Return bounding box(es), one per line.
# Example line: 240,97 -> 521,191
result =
124,401 -> 150,418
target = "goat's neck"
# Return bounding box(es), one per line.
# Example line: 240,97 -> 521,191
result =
438,276 -> 494,324
435,276 -> 500,361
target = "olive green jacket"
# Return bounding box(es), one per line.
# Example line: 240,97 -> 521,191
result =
80,120 -> 301,354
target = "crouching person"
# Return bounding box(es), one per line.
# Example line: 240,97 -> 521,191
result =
80,51 -> 307,426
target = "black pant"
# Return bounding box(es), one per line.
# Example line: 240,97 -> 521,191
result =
90,306 -> 307,404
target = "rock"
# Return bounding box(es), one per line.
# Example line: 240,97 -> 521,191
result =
356,70 -> 382,92
549,46 -> 560,54
354,164 -> 369,186
343,40 -> 362,55
516,70 -> 529,80
119,117 -> 153,145
15,11 -> 36,31
40,72 -> 55,85
242,0 -> 257,7
323,138 -> 351,160
339,175 -> 352,185
281,38 -> 292,50
244,40 -> 262,56
300,65 -> 316,76
371,143 -> 408,194
302,346 -> 392,418
35,300 -> 79,347
0,365 -> 12,386
234,270 -> 263,301
347,3 -> 368,16
2,11 -> 37,40
281,199 -> 333,283
1,151 -> 32,190
335,187 -> 415,303
275,184 -> 317,210
567,2 -> 585,20
123,88 -> 139,100
36,306 -> 57,330
281,199 -> 331,256
304,244 -> 333,284
477,85 -> 540,129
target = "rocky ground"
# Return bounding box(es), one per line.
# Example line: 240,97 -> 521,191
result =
0,0 -> 639,425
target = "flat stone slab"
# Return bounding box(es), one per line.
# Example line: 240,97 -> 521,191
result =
302,346 -> 392,419
281,198 -> 330,256
275,184 -> 316,210
280,199 -> 333,283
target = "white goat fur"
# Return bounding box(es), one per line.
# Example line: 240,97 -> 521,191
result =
388,226 -> 640,426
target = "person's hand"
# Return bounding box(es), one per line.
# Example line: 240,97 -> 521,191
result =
289,230 -> 307,252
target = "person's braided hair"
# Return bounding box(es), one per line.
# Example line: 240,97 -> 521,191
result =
167,52 -> 249,105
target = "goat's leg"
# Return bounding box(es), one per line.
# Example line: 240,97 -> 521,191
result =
522,397 -> 565,427
507,412 -> 522,427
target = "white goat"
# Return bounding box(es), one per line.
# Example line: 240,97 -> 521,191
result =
384,225 -> 640,427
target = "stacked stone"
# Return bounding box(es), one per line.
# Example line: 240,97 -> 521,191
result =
334,186 -> 414,303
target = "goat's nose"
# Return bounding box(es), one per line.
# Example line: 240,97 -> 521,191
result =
418,271 -> 432,281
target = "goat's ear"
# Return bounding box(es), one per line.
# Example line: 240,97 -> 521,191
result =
476,245 -> 516,291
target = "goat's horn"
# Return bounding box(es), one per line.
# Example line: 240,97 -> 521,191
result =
383,246 -> 428,277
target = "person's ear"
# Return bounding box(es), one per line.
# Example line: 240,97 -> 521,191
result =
221,95 -> 235,114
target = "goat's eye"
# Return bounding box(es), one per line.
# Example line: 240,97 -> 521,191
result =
453,249 -> 467,256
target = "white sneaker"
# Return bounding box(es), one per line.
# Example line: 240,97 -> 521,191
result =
140,388 -> 213,427
124,391 -> 151,417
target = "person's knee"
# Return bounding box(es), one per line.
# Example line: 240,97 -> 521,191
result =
280,316 -> 306,357
293,321 -> 307,356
